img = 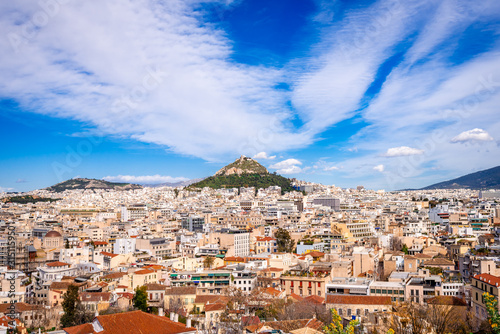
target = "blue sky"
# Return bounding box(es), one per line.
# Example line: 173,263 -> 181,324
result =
1,0 -> 500,192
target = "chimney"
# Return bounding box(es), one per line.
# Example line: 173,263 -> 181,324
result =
186,318 -> 192,328
174,313 -> 179,322
158,307 -> 164,317
170,312 -> 175,321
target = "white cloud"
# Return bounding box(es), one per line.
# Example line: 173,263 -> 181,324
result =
252,152 -> 276,160
383,146 -> 424,157
270,159 -> 302,169
0,0 -> 314,161
373,165 -> 385,172
0,186 -> 14,192
277,165 -> 302,175
269,159 -> 302,175
324,166 -> 339,171
451,128 -> 494,143
103,175 -> 189,184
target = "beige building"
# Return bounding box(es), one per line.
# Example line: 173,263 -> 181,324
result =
471,273 -> 500,321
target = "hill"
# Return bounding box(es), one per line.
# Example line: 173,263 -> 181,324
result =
421,165 -> 500,190
215,155 -> 268,176
1,195 -> 60,204
46,178 -> 143,192
189,156 -> 294,193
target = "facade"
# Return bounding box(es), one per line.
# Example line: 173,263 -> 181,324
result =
325,295 -> 392,323
113,238 -> 137,254
234,232 -> 250,257
471,273 -> 500,321
280,273 -> 329,297
312,197 -> 340,211
182,217 -> 205,232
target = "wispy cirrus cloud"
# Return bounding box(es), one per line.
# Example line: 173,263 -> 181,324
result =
252,152 -> 276,160
103,175 -> 188,184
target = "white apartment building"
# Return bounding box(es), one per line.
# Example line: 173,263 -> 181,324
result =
231,270 -> 257,294
113,238 -> 137,254
234,232 -> 250,257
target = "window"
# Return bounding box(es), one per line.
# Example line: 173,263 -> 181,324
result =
347,309 -> 351,316
338,309 -> 343,316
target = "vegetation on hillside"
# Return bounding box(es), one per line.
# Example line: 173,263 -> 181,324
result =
188,173 -> 294,193
46,178 -> 142,192
2,195 -> 60,204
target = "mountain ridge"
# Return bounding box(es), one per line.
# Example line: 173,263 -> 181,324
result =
46,178 -> 143,192
420,165 -> 500,190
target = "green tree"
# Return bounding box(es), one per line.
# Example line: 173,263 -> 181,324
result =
60,285 -> 80,328
133,286 -> 149,312
484,292 -> 500,333
275,228 -> 295,253
401,244 -> 409,255
65,239 -> 70,249
203,256 -> 215,269
323,309 -> 359,334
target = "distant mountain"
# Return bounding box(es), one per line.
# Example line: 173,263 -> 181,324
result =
1,195 -> 60,204
189,156 -> 295,193
46,178 -> 143,192
144,178 -> 205,188
421,166 -> 500,190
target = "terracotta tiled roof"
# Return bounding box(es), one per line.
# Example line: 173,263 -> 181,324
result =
0,302 -> 41,313
303,295 -> 325,304
262,287 -> 282,297
194,295 -> 228,305
80,292 -> 113,302
242,315 -> 261,326
306,251 -> 325,258
144,283 -> 167,291
427,296 -> 467,306
256,318 -> 324,332
289,293 -> 303,301
94,241 -> 108,246
256,237 -> 276,242
101,252 -> 119,258
102,272 -> 126,280
326,295 -> 392,306
133,268 -> 156,275
205,303 -> 225,312
474,273 -> 500,287
165,287 -> 197,296
47,261 -> 71,267
423,258 -> 454,266
64,310 -> 196,334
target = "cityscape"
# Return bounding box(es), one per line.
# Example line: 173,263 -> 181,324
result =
1,0 -> 500,334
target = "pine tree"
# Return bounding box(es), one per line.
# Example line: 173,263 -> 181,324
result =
133,286 -> 149,312
60,285 -> 80,328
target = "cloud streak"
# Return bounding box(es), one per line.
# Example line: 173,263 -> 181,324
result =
103,175 -> 188,184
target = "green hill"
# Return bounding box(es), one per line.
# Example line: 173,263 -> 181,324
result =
46,178 -> 143,192
189,173 -> 294,192
2,195 -> 60,204
189,156 -> 295,193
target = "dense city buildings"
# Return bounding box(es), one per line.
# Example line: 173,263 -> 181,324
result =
0,181 -> 499,333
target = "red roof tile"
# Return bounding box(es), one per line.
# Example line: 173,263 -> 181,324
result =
474,273 -> 500,287
64,310 -> 196,334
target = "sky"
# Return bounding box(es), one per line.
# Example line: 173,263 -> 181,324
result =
1,0 -> 500,192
